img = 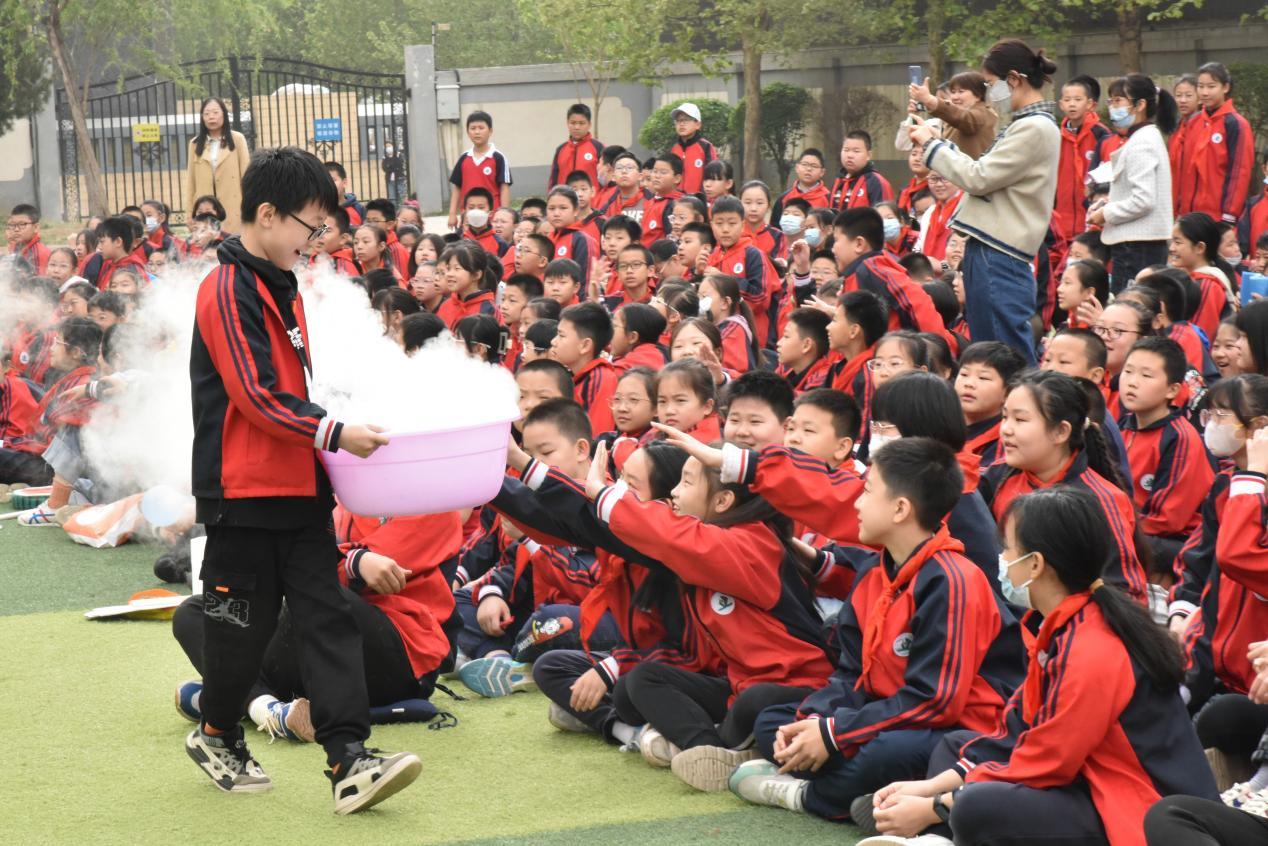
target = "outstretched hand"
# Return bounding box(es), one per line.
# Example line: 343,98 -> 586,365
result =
585,441 -> 610,500
651,422 -> 725,469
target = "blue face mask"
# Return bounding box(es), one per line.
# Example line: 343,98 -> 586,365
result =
779,214 -> 803,235
998,552 -> 1035,608
883,217 -> 902,242
804,228 -> 822,247
1108,105 -> 1134,130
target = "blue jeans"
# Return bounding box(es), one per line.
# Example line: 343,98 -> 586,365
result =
962,237 -> 1038,365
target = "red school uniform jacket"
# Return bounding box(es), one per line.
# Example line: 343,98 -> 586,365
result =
1090,131 -> 1127,171
96,252 -> 147,291
335,507 -> 463,678
771,181 -> 832,221
310,249 -> 359,278
707,237 -> 782,348
7,323 -> 56,388
1216,472 -> 1268,596
795,525 -> 1022,757
572,357 -> 617,437
1117,410 -> 1215,538
4,364 -> 95,455
1055,114 -> 1111,243
15,236 -> 51,274
640,191 -> 682,247
1191,271 -> 1232,341
1170,470 -> 1230,620
1236,191 -> 1268,257
743,220 -> 786,266
449,146 -> 512,210
549,134 -> 604,189
1169,113 -> 1196,217
1176,99 -> 1255,223
840,250 -> 949,342
965,415 -> 1002,470
0,371 -> 43,444
669,132 -> 716,195
777,354 -> 834,396
436,289 -> 496,331
829,162 -> 893,210
612,341 -> 666,372
595,481 -> 833,697
550,224 -> 598,282
920,192 -> 962,262
719,315 -> 757,374
462,225 -> 509,259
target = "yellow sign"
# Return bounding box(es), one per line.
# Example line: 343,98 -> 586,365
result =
131,123 -> 160,143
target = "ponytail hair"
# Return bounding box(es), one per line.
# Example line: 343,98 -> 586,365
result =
1004,487 -> 1184,690
440,241 -> 501,292
1176,212 -> 1237,285
1008,371 -> 1126,491
705,274 -> 761,363
1107,74 -> 1179,135
982,39 -> 1057,90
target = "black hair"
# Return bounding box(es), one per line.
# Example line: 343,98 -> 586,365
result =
647,239 -> 677,264
875,329 -> 930,369
783,197 -> 812,216
191,195 -> 227,221
1008,370 -> 1126,490
365,198 -> 396,221
9,202 -> 38,220
57,315 -> 103,361
565,170 -> 593,188
526,296 -> 562,322
78,228 -> 99,252
1234,299 -> 1268,375
241,147 -> 339,225
1175,212 -> 1237,286
1065,258 -> 1111,307
600,145 -> 627,166
982,39 -> 1058,89
1107,73 -> 1179,134
1204,373 -> 1268,427
1064,74 -> 1101,101
798,148 -> 825,167
544,258 -> 584,286
724,369 -> 795,421
618,302 -> 667,348
547,186 -> 579,208
373,285 -> 420,320
464,187 -> 495,208
525,319 -> 560,354
560,301 -> 614,353
870,437 -> 963,531
612,150 -> 641,170
522,233 -> 554,262
621,243 -> 656,265
1104,298 -> 1158,340
900,252 -> 934,281
795,387 -> 861,440
711,196 -> 744,218
364,268 -> 399,296
140,199 -> 172,235
640,439 -> 690,500
873,372 -> 967,451
700,274 -> 760,363
505,273 -> 545,300
193,97 -> 236,157
1071,230 -> 1110,264
960,340 -> 1027,384
670,316 -> 723,356
844,130 -> 873,150
739,180 -> 772,202
787,307 -> 831,359
658,358 -> 716,408
328,206 -> 351,235
1134,269 -> 1190,324
61,281 -> 97,304
654,152 -> 684,176
567,102 -> 592,121
701,159 -> 734,189
1117,284 -> 1163,320
601,215 -> 642,242
947,71 -> 988,100
519,358 -> 574,398
1053,327 -> 1108,371
922,280 -> 962,329
95,216 -> 133,248
1004,487 -> 1184,690
324,160 -> 347,181
673,194 -> 707,219
839,289 -> 889,348
439,241 -> 500,292
523,398 -> 592,445
466,110 -> 493,129
455,314 -> 507,364
88,291 -> 126,318
1126,335 -> 1187,386
408,233 -> 448,277
520,197 -> 548,217
1197,62 -> 1232,93
401,312 -> 446,353
833,207 -> 884,251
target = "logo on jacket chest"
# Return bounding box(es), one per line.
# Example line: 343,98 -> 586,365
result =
893,632 -> 913,657
1139,473 -> 1155,492
710,591 -> 736,615
1211,133 -> 1223,145
287,326 -> 305,353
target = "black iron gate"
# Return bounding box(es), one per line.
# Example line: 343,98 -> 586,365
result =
55,57 -> 409,223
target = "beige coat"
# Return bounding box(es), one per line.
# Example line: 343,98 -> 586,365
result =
185,129 -> 251,232
928,99 -> 998,160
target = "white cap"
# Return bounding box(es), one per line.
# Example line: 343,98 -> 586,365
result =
671,102 -> 702,123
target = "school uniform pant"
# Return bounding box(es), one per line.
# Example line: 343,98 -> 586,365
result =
533,649 -> 624,742
753,700 -> 946,820
618,662 -> 814,751
453,590 -> 621,661
1109,240 -> 1169,295
1195,694 -> 1268,764
1145,795 -> 1268,845
195,523 -> 370,765
0,447 -> 53,486
961,238 -> 1038,365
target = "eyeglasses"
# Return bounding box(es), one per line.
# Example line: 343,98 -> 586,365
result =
1199,408 -> 1242,428
610,394 -> 651,409
287,213 -> 330,242
613,165 -> 639,173
1092,325 -> 1141,342
617,261 -> 648,272
650,296 -> 679,317
870,421 -> 900,434
5,221 -> 33,230
866,358 -> 911,372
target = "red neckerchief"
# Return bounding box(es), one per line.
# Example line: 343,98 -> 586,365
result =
1020,451 -> 1078,491
1023,592 -> 1094,724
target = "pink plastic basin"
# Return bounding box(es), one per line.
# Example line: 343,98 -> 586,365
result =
320,416 -> 517,517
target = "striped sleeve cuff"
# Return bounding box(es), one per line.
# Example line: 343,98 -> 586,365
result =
522,459 -> 549,490
345,546 -> 369,582
819,717 -> 838,754
522,538 -> 542,555
315,418 -> 344,452
720,443 -> 755,486
1168,600 -> 1197,620
954,757 -> 976,778
594,655 -> 620,688
476,583 -> 504,603
1230,472 -> 1267,497
595,480 -> 629,524
454,564 -> 469,586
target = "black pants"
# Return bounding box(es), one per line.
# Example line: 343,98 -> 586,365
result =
949,780 -> 1110,846
196,523 -> 370,764
1145,795 -> 1268,845
0,447 -> 53,486
1109,240 -> 1169,295
1195,694 -> 1268,765
533,649 -> 623,741
616,660 -> 813,750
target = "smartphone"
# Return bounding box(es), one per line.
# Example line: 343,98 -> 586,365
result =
908,65 -> 925,112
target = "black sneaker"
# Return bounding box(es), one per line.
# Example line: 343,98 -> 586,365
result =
185,725 -> 272,793
154,552 -> 191,585
327,742 -> 421,815
850,793 -> 879,835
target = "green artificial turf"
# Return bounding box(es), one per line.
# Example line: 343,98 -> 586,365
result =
0,520 -> 860,845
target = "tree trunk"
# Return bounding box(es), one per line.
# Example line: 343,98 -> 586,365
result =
741,34 -> 762,182
926,0 -> 948,85
42,1 -> 107,217
1116,4 -> 1143,73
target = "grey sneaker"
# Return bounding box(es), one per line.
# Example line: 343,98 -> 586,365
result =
670,745 -> 760,792
547,702 -> 596,734
635,725 -> 680,768
728,759 -> 806,811
185,726 -> 272,793
328,744 -> 422,815
850,793 -> 879,835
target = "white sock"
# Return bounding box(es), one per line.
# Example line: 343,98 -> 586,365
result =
190,690 -> 201,714
611,720 -> 640,746
246,694 -> 279,728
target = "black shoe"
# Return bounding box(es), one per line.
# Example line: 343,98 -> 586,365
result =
850,793 -> 879,835
154,552 -> 191,585
185,724 -> 272,793
327,742 -> 421,815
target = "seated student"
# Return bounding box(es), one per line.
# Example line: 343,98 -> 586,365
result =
922,280 -> 969,353
517,297 -> 560,354
675,221 -> 715,285
913,173 -> 963,263
457,188 -> 509,258
829,130 -> 893,209
1041,327 -> 1134,486
981,371 -> 1148,600
552,301 -> 618,437
435,241 -> 497,329
728,437 -> 1021,821
655,358 -> 721,444
771,150 -> 831,221
857,486 -> 1215,846
173,506 -> 465,740
514,359 -> 574,435
1170,213 -> 1236,340
652,282 -> 699,347
542,258 -> 584,308
955,341 -> 1027,469
94,216 -> 147,291
1117,337 -> 1215,561
408,261 -> 446,314
706,196 -> 782,348
59,280 -> 96,319
671,194 -> 707,240
1055,258 -> 1109,330
565,171 -> 604,243
454,315 -> 507,366
513,232 -> 553,282
7,203 -> 51,273
824,289 -> 889,400
878,203 -> 917,258
44,246 -> 78,289
1210,316 -> 1243,380
549,103 -> 604,189
604,244 -> 656,312
648,238 -> 680,283
854,330 -> 931,460
309,208 -> 358,276
832,208 -> 948,345
352,224 -> 400,280
0,317 -> 100,487
723,370 -> 795,451
519,197 -> 547,222
778,196 -> 812,246
670,317 -> 731,389
547,186 -> 598,280
700,160 -> 735,211
1135,269 -> 1220,385
601,366 -> 658,445
400,312 -> 447,355
457,400 -> 612,697
1093,299 -> 1158,415
522,323 -> 559,369
139,200 -> 183,260
918,331 -> 957,381
640,153 -> 685,247
611,303 -> 667,372
739,180 -> 786,266
500,273 -> 545,369
699,274 -> 761,374
776,308 -> 833,395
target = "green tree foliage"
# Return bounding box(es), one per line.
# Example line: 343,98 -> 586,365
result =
1228,61 -> 1268,145
638,98 -> 734,155
0,0 -> 50,135
730,83 -> 814,187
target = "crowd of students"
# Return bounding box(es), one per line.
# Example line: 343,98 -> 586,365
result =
2,36 -> 1268,841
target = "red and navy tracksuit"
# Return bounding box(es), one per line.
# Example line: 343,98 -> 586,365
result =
572,357 -> 618,437
1055,114 -> 1111,244
310,248 -> 359,277
719,315 -> 758,374
0,363 -> 94,485
743,220 -> 786,266
943,598 -> 1216,846
1175,99 -> 1255,223
898,177 -> 928,216
840,250 -> 950,344
965,416 -> 1002,470
449,147 -> 512,209
1190,271 -> 1233,341
640,191 -> 682,246
777,355 -> 834,396
0,371 -> 43,445
435,289 -> 496,331
462,225 -> 510,260
752,524 -> 1023,820
1169,470 -> 1229,623
1118,409 -> 1215,539
550,224 -> 598,283
612,341 -> 667,372
96,251 -> 147,291
829,162 -> 893,210
771,181 -> 832,221
669,132 -> 716,195
549,134 -> 604,189
145,228 -> 187,259
599,188 -> 652,229
1237,191 -> 1268,256
6,323 -> 56,388
708,237 -> 783,349
189,234 -> 371,763
15,235 -> 51,274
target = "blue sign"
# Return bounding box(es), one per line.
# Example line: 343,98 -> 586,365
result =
313,118 -> 342,142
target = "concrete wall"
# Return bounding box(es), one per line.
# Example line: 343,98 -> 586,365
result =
0,87 -> 61,220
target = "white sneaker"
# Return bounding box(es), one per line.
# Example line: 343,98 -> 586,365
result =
857,836 -> 955,846
1222,781 -> 1256,808
185,726 -> 272,793
635,725 -> 680,767
328,746 -> 422,815
1237,786 -> 1268,819
727,759 -> 806,811
670,744 -> 759,792
547,702 -> 595,734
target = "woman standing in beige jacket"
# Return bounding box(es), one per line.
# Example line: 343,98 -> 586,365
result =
185,97 -> 251,233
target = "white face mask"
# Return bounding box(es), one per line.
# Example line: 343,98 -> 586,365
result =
869,433 -> 899,454
466,209 -> 490,229
987,78 -> 1012,105
698,296 -> 714,317
998,552 -> 1035,608
1203,421 -> 1244,458
144,217 -> 159,233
